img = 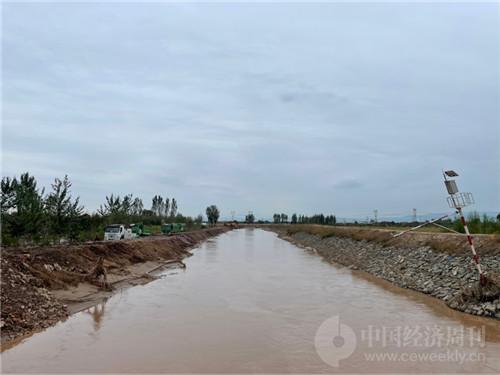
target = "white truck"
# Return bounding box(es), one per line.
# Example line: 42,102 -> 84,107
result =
104,224 -> 133,241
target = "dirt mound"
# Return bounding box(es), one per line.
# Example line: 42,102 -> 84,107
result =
1,228 -> 227,346
1,257 -> 69,344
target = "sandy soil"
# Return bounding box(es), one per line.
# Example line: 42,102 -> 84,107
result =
1,228 -> 228,348
51,260 -> 181,314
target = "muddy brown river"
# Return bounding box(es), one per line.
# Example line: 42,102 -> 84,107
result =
2,228 -> 500,373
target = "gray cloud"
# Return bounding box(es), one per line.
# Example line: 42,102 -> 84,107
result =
2,2 -> 499,219
333,179 -> 364,190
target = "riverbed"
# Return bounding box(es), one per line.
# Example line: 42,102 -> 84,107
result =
2,228 -> 500,373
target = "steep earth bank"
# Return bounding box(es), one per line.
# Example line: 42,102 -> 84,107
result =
270,227 -> 500,319
1,228 -> 228,347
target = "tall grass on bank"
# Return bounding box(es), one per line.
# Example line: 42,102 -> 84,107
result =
274,221 -> 500,256
453,212 -> 500,235
282,211 -> 500,235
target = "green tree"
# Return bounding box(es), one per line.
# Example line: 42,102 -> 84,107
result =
164,197 -> 170,218
1,177 -> 16,214
1,177 -> 18,244
194,214 -> 203,225
131,197 -> 144,215
206,205 -> 220,225
170,198 -> 178,218
291,213 -> 297,224
98,194 -> 122,216
45,175 -> 84,237
10,172 -> 45,240
245,213 -> 255,223
121,194 -> 133,215
151,195 -> 164,216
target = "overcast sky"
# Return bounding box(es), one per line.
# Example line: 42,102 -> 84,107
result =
2,2 -> 499,220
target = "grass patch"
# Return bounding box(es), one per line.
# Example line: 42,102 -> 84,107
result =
272,224 -> 500,255
284,224 -> 393,244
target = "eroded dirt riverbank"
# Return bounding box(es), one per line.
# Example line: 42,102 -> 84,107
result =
1,227 -> 228,347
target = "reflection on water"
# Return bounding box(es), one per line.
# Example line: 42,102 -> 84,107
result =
204,239 -> 218,264
83,300 -> 107,332
3,228 -> 500,373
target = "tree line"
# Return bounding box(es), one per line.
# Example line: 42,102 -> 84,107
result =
270,210 -> 500,234
245,213 -> 255,223
96,194 -> 179,222
1,172 -> 208,246
272,213 -> 337,225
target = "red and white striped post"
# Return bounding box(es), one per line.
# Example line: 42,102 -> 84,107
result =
444,170 -> 486,286
456,206 -> 485,286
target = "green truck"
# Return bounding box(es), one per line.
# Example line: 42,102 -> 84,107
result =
130,223 -> 152,237
161,223 -> 185,235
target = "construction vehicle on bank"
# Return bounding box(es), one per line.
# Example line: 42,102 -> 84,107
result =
130,223 -> 152,237
104,224 -> 134,241
161,223 -> 185,235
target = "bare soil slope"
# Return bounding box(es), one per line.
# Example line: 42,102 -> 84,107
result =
1,228 -> 228,347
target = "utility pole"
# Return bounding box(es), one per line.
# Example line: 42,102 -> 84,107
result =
373,210 -> 378,224
412,208 -> 417,223
231,211 -> 235,221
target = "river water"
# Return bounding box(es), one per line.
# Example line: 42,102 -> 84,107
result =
2,228 -> 500,373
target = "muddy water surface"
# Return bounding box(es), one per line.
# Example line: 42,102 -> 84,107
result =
2,228 -> 500,373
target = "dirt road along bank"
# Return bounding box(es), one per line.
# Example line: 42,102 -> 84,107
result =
1,228 -> 229,347
269,225 -> 500,319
